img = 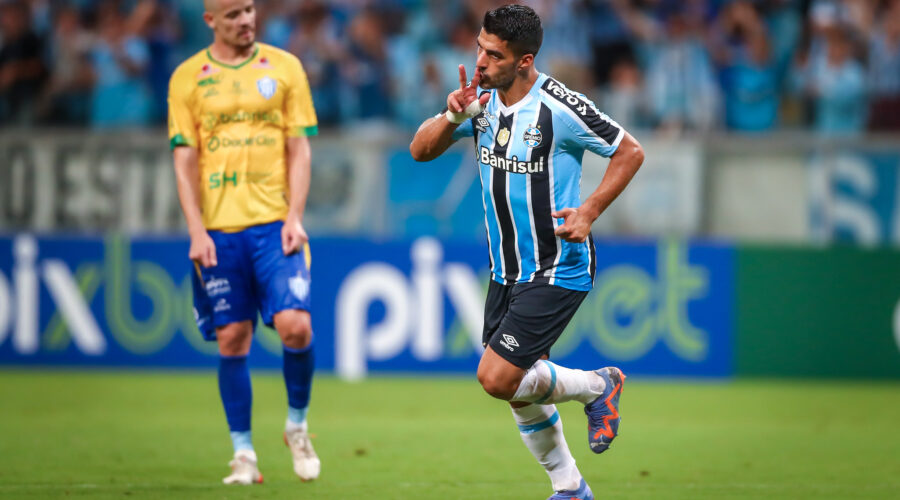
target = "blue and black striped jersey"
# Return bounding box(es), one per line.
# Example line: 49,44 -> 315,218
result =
452,73 -> 624,291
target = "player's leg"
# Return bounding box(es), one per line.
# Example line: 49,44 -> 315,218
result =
217,321 -> 255,452
273,310 -> 313,429
216,321 -> 264,485
511,401 -> 593,500
510,357 -> 625,454
272,309 -> 320,481
192,230 -> 262,485
477,348 -> 588,496
507,357 -> 608,405
480,282 -> 625,454
476,282 -> 590,497
251,222 -> 319,481
476,282 -> 605,405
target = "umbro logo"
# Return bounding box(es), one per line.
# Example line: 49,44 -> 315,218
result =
499,334 -> 519,351
475,116 -> 489,133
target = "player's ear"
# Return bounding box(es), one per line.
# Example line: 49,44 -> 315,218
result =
517,53 -> 534,72
203,11 -> 215,30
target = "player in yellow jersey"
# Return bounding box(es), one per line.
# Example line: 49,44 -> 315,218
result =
168,0 -> 319,485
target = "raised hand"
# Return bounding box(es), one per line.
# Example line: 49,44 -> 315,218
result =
447,64 -> 491,113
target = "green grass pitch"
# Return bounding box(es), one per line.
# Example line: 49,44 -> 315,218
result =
0,370 -> 898,499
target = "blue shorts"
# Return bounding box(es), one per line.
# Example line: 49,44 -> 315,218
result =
191,220 -> 312,341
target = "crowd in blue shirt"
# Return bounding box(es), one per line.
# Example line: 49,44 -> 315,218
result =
1,0 -> 899,134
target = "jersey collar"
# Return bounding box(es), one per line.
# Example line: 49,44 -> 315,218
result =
493,72 -> 546,115
206,44 -> 260,70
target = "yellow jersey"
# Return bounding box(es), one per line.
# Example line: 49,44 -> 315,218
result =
168,43 -> 318,231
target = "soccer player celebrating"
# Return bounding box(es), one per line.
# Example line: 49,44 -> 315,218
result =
410,5 -> 644,499
168,0 -> 320,485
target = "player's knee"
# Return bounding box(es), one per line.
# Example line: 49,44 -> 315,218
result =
477,370 -> 516,401
218,331 -> 251,357
276,313 -> 312,349
280,328 -> 312,349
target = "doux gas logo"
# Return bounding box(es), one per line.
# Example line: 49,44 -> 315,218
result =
207,134 -> 277,152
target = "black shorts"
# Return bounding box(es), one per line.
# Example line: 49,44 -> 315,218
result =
482,280 -> 588,370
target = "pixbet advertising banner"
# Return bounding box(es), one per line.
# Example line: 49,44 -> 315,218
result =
0,235 -> 734,377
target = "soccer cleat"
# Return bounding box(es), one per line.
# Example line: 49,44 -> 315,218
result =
548,478 -> 594,500
222,449 -> 263,485
584,366 -> 625,454
284,426 -> 320,481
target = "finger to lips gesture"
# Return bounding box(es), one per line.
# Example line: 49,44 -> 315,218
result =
447,65 -> 490,113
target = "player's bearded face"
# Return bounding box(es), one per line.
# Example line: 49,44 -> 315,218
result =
213,0 -> 256,49
475,30 -> 519,90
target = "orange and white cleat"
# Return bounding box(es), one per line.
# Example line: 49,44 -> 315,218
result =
222,449 -> 263,485
284,425 -> 320,481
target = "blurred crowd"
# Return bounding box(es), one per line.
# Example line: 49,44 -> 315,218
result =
2,0 -> 900,134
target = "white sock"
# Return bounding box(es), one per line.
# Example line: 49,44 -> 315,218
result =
512,360 -> 606,405
511,403 -> 582,492
285,418 -> 308,433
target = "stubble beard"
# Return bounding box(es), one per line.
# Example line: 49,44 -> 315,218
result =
228,29 -> 255,52
234,40 -> 255,52
480,71 -> 515,91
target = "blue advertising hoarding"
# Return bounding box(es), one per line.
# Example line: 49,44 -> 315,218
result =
0,235 -> 734,377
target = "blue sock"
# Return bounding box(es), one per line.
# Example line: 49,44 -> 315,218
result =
230,431 -> 253,452
283,343 -> 315,425
288,407 -> 309,425
218,355 -> 253,451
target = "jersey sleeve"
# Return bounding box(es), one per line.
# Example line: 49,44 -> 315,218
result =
542,79 -> 624,157
451,116 -> 474,141
167,67 -> 197,150
284,56 -> 319,138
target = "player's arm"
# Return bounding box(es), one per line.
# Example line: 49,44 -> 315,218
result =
554,132 -> 644,243
173,146 -> 217,267
282,136 -> 311,255
281,55 -> 319,256
410,65 -> 490,162
169,67 -> 216,267
409,114 -> 461,162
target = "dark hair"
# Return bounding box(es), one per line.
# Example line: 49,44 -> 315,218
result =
482,4 -> 543,57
